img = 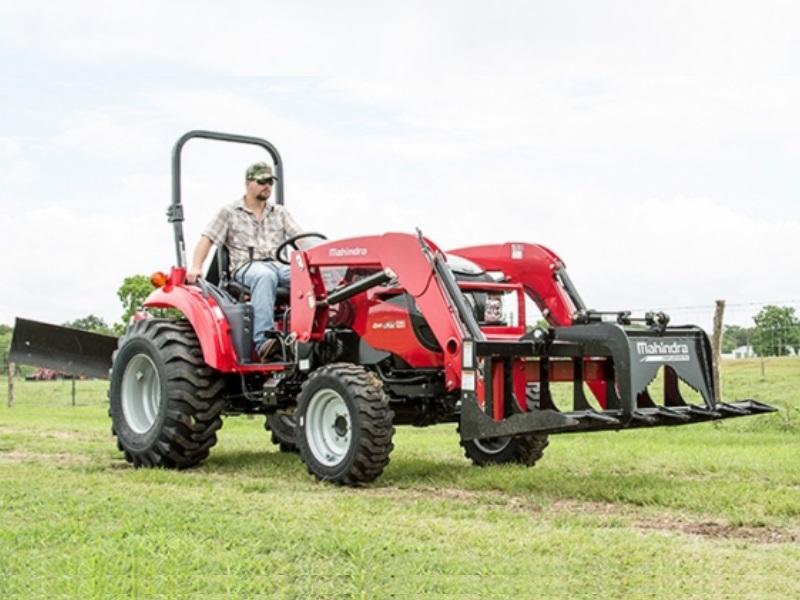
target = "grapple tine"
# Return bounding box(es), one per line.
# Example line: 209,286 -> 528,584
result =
720,400 -> 778,415
647,406 -> 691,422
716,403 -> 749,416
570,410 -> 621,426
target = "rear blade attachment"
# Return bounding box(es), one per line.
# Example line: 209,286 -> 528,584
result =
8,318 -> 118,379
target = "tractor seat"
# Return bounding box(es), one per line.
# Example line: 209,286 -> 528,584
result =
205,246 -> 289,304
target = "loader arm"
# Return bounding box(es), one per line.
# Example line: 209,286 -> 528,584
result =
449,242 -> 583,326
290,232 -> 472,391
449,242 -> 611,405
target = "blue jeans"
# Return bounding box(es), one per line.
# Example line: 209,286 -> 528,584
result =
233,261 -> 291,346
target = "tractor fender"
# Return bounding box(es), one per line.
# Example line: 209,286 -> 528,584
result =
143,285 -> 239,371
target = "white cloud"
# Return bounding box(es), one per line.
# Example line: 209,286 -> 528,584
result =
548,196 -> 800,324
2,1 -> 800,79
1,2 -> 799,332
0,137 -> 34,189
0,201 -> 170,327
52,112 -> 162,161
0,137 -> 21,157
0,158 -> 34,188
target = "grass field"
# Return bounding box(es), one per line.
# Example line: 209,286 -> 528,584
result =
1,358 -> 799,598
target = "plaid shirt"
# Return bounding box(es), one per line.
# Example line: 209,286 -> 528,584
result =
202,198 -> 303,273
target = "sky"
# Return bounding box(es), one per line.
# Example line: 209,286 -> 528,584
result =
1,0 -> 799,332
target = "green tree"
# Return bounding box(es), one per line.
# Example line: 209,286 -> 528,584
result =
721,324 -> 753,353
63,314 -> 114,335
116,275 -> 154,334
115,274 -> 183,334
751,305 -> 800,357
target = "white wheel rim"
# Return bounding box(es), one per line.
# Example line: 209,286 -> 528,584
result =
473,436 -> 511,455
305,389 -> 351,466
121,354 -> 161,434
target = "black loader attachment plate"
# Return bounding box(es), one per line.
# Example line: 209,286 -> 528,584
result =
9,318 -> 118,379
459,321 -> 777,441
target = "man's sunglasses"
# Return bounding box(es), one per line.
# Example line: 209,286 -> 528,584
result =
255,177 -> 275,186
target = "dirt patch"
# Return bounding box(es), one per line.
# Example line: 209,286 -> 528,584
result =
107,461 -> 133,470
0,426 -> 104,442
635,517 -> 799,544
361,485 -> 510,506
42,430 -> 98,441
548,498 -> 626,517
361,486 -> 799,544
538,498 -> 799,544
0,449 -> 93,465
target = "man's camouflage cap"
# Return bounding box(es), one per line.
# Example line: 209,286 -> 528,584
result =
245,162 -> 279,181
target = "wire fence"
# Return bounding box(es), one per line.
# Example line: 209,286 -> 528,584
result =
630,300 -> 800,358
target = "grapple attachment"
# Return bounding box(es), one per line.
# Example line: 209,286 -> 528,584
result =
459,321 -> 776,441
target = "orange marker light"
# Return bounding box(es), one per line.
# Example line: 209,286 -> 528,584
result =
150,271 -> 169,287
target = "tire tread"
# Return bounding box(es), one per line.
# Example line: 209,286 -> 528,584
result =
109,319 -> 225,469
298,363 -> 395,486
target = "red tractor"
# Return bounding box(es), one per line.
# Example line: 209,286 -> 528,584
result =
11,131 -> 776,486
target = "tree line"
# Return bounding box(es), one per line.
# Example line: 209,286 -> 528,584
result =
62,275 -> 154,336
722,305 -> 799,356
2,279 -> 800,364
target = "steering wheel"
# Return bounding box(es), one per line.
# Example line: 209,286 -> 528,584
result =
275,232 -> 328,265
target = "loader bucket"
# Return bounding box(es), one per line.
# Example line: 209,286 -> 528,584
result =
9,318 -> 118,379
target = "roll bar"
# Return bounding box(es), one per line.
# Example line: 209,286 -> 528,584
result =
168,130 -> 284,268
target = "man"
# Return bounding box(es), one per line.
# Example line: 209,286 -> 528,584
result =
186,161 -> 304,361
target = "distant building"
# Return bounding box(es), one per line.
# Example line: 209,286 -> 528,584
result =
732,345 -> 756,359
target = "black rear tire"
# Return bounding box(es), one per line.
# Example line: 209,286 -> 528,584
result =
461,383 -> 549,466
296,363 -> 394,486
461,433 -> 549,466
109,319 -> 225,469
265,414 -> 299,453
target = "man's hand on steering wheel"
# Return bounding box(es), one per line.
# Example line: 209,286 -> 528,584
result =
275,232 -> 328,264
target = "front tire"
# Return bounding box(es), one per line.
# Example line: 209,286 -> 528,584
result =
296,363 -> 394,486
109,319 -> 225,469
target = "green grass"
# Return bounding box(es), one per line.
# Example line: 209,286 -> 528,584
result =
1,358 -> 799,598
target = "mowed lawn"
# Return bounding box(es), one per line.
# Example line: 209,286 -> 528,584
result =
1,358 -> 799,598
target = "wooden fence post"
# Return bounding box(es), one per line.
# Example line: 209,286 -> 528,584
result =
7,361 -> 14,408
711,300 -> 725,402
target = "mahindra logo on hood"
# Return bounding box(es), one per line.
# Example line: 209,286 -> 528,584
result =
636,340 -> 691,363
328,247 -> 368,257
